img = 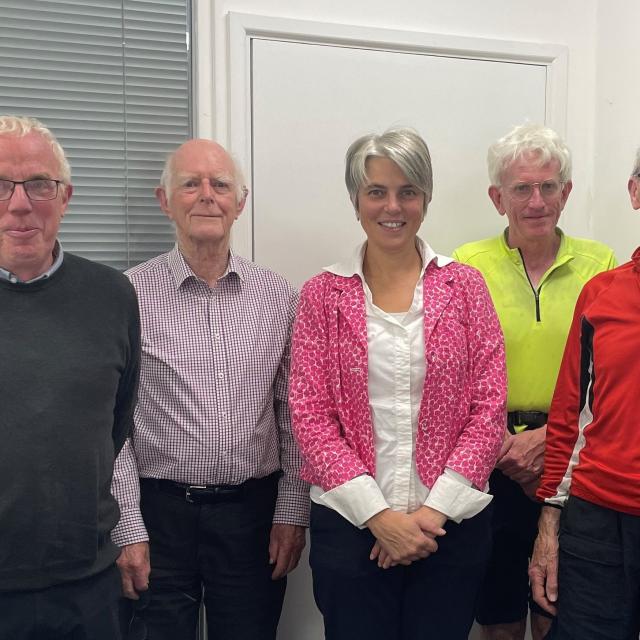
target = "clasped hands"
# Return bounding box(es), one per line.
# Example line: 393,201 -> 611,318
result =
365,506 -> 447,570
497,426 -> 546,498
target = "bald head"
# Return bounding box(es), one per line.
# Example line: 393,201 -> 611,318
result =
160,139 -> 246,201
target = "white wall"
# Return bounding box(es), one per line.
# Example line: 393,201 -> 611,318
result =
592,1 -> 640,262
196,0 -> 600,240
191,1 -> 640,637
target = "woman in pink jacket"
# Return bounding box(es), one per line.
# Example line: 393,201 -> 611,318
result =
289,128 -> 507,639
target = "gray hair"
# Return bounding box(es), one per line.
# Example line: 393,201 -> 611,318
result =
631,147 -> 640,177
159,146 -> 247,201
0,115 -> 71,184
345,128 -> 433,215
487,123 -> 571,186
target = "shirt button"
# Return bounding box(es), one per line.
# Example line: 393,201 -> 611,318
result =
218,373 -> 224,379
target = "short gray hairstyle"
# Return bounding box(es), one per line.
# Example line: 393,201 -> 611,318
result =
487,123 -> 571,186
345,128 -> 433,215
631,147 -> 640,177
0,115 -> 71,184
159,146 -> 247,201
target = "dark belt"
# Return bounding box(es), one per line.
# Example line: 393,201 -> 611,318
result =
507,410 -> 548,435
140,471 -> 280,504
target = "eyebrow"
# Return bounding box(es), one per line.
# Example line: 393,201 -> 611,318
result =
364,182 -> 416,189
0,172 -> 53,180
176,173 -> 234,182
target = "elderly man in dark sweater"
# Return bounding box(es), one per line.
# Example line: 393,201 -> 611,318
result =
0,116 -> 141,640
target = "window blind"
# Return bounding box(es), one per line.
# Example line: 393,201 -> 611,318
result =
0,0 -> 191,269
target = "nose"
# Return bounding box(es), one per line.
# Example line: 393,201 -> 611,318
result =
7,183 -> 33,213
385,192 -> 401,213
198,179 -> 215,201
528,184 -> 546,207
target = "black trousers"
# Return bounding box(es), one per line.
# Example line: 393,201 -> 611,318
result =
548,496 -> 640,640
475,469 -> 551,625
0,565 -> 122,640
309,503 -> 491,640
125,475 -> 286,640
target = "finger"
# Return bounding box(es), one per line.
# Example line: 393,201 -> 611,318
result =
546,561 -> 559,603
370,541 -> 382,561
270,548 -> 289,580
121,576 -> 140,600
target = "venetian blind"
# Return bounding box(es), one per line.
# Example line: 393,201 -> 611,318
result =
0,0 -> 191,269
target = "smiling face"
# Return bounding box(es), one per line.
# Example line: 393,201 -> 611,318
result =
156,139 -> 246,253
356,156 -> 426,256
0,132 -> 71,281
489,152 -> 572,248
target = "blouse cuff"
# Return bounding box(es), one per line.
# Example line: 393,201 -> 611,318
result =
310,474 -> 389,528
424,469 -> 492,523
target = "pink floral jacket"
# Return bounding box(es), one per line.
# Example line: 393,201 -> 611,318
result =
289,259 -> 506,492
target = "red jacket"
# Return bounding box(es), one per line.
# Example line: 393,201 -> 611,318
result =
538,248 -> 640,515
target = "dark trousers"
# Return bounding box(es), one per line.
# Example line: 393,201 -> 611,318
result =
548,495 -> 640,640
125,474 -> 286,640
0,565 -> 122,640
475,469 -> 551,625
309,503 -> 491,640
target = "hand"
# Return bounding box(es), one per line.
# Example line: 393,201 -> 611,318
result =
497,427 -> 546,485
520,477 -> 540,500
528,506 -> 560,615
117,541 -> 150,600
408,505 -> 448,536
269,523 -> 306,580
366,509 -> 444,568
370,506 -> 447,569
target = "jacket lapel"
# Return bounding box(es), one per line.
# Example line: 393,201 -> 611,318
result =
422,262 -> 454,345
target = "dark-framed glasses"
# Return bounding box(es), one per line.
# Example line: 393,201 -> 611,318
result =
0,179 -> 63,201
507,180 -> 564,202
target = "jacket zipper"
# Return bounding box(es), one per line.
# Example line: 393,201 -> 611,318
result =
518,249 -> 542,322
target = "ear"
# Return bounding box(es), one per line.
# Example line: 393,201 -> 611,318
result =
235,187 -> 248,218
559,180 -> 573,208
155,186 -> 173,220
488,185 -> 505,216
59,183 -> 73,218
628,177 -> 640,210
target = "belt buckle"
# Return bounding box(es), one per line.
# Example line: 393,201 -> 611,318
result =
185,485 -> 207,503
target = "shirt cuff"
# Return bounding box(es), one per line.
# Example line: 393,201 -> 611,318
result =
310,475 -> 389,528
110,508 -> 149,547
424,470 -> 492,523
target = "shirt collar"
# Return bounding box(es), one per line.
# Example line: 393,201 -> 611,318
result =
500,227 -> 569,261
323,236 -> 453,278
0,240 -> 64,284
166,244 -> 247,289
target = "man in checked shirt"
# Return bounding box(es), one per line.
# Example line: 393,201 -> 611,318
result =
111,138 -> 310,640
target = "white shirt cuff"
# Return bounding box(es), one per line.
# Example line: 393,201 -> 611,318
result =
424,469 -> 492,523
310,475 -> 389,528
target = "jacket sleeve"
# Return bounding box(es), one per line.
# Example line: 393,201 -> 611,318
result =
444,267 -> 507,489
537,284 -> 592,507
289,278 -> 371,491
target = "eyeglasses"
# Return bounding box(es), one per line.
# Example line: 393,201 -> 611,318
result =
507,180 -> 564,202
0,179 -> 63,201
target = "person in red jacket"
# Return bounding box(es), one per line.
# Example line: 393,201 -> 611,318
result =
529,152 -> 640,639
